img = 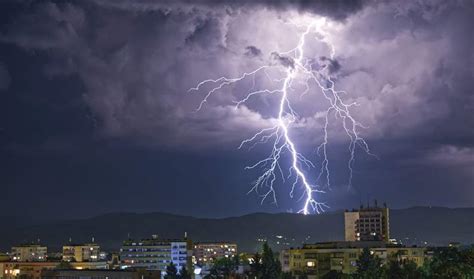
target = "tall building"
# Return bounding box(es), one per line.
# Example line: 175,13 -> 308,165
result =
344,202 -> 389,242
62,243 -> 100,262
120,235 -> 192,274
11,244 -> 47,262
193,242 -> 237,265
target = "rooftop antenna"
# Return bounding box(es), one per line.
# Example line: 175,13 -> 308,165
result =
184,232 -> 188,240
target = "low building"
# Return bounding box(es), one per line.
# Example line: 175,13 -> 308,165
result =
0,261 -> 107,279
62,243 -> 100,262
120,235 -> 192,275
0,254 -> 10,262
193,242 -> 237,265
41,269 -> 161,279
281,241 -> 426,278
11,245 -> 47,262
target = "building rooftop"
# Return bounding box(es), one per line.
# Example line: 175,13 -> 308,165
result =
287,241 -> 412,250
122,238 -> 188,246
12,244 -> 46,248
63,243 -> 99,247
194,242 -> 237,245
346,201 -> 388,212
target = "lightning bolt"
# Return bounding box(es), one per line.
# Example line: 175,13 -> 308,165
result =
189,18 -> 372,214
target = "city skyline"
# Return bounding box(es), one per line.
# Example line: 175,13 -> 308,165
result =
1,204 -> 472,278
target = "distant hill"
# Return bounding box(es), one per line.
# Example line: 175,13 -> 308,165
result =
1,207 -> 473,253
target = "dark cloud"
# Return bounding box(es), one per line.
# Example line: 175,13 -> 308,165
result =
92,0 -> 367,21
271,52 -> 295,69
0,2 -> 85,51
0,62 -> 10,90
319,56 -> 341,74
245,46 -> 262,58
185,16 -> 226,49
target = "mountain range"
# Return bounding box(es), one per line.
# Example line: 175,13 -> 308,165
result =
1,207 -> 473,253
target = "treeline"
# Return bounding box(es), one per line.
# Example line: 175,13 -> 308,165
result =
351,246 -> 474,279
181,243 -> 474,279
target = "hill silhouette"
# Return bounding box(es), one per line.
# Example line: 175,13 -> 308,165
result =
1,207 -> 473,252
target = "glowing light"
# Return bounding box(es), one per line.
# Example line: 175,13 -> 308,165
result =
190,17 -> 371,214
194,267 -> 202,275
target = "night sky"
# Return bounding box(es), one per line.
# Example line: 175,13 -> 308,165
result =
1,0 -> 473,221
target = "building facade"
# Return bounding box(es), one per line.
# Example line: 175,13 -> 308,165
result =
120,235 -> 192,275
62,244 -> 100,262
193,242 -> 237,265
0,261 -> 107,279
0,254 -> 9,262
344,203 -> 390,242
280,242 -> 426,278
11,245 -> 47,262
41,269 -> 161,279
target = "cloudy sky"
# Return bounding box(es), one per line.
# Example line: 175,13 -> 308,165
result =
1,0 -> 473,220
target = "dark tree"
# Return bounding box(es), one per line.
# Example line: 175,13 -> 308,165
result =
249,252 -> 264,278
400,260 -> 423,279
384,260 -> 403,279
164,262 -> 178,279
247,243 -> 283,279
424,247 -> 474,279
321,270 -> 347,279
206,256 -> 240,278
179,266 -> 192,279
261,242 -> 282,279
462,245 -> 474,275
233,254 -> 241,268
353,248 -> 384,279
203,268 -> 219,279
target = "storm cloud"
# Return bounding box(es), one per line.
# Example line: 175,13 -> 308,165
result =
0,0 -> 473,218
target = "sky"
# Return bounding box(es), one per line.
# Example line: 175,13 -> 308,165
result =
0,0 -> 473,221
